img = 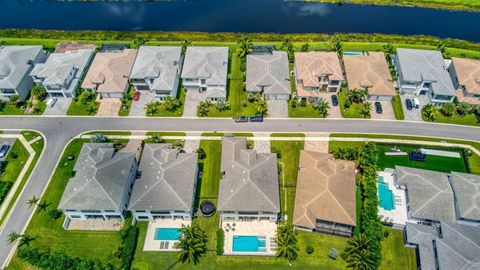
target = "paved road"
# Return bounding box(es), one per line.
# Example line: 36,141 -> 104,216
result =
0,116 -> 479,268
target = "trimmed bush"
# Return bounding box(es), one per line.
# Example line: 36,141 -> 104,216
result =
306,245 -> 314,254
0,181 -> 13,205
216,229 -> 225,255
48,209 -> 62,219
121,226 -> 139,270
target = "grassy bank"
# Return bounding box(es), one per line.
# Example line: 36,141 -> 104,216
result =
304,0 -> 480,13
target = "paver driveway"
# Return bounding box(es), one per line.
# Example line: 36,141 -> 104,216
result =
371,100 -> 395,120
43,98 -> 71,115
130,91 -> 155,116
400,93 -> 425,121
183,90 -> 205,118
318,92 -> 341,118
96,98 -> 121,117
267,100 -> 288,118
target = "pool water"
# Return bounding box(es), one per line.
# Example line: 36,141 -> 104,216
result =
232,236 -> 267,252
344,52 -> 364,56
378,179 -> 395,211
154,228 -> 181,241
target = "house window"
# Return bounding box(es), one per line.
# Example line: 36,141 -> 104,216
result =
70,215 -> 82,219
137,216 -> 149,220
0,89 -> 15,94
104,210 -> 115,213
135,210 -> 146,213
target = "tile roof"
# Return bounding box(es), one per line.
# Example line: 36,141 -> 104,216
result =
246,51 -> 291,96
0,46 -> 44,89
449,172 -> 480,222
181,46 -> 229,87
451,57 -> 480,95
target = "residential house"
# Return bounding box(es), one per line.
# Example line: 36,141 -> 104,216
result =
246,51 -> 291,100
405,221 -> 480,270
58,143 -> 137,224
395,48 -> 456,105
448,57 -> 480,105
293,151 -> 356,237
218,137 -> 280,222
343,52 -> 396,101
448,172 -> 480,226
129,46 -> 183,100
181,46 -> 229,102
30,48 -> 95,98
128,144 -> 198,222
0,46 -> 47,101
294,52 -> 343,101
81,48 -> 137,98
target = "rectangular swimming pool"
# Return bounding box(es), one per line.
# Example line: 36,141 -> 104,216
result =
378,178 -> 395,211
232,235 -> 266,252
344,52 -> 364,56
154,228 -> 181,241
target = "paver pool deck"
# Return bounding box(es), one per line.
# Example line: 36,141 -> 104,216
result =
222,219 -> 277,256
143,218 -> 190,251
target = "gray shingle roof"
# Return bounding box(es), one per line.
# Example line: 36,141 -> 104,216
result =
181,46 -> 228,86
405,221 -> 480,270
395,166 -> 455,222
246,51 -> 291,96
0,46 -> 44,89
129,46 -> 182,91
449,172 -> 480,222
128,144 -> 198,212
30,49 -> 94,86
218,137 -> 280,213
396,48 -> 455,96
58,143 -> 136,211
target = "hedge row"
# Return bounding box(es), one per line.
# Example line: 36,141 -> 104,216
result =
0,181 -> 13,206
120,226 -> 139,270
216,229 -> 224,255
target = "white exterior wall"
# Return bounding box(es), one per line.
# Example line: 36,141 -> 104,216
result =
132,210 -> 192,221
220,211 -> 278,222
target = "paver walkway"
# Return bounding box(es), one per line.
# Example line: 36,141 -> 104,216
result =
253,132 -> 271,153
183,132 -> 201,153
304,132 -> 330,153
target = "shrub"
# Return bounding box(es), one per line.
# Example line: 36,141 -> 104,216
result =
10,152 -> 18,159
216,229 -> 225,255
90,133 -> 108,143
306,245 -> 314,254
196,148 -> 206,160
172,140 -> 184,149
0,181 -> 14,205
300,98 -> 307,107
290,100 -> 297,108
328,248 -> 339,259
383,230 -> 389,238
120,226 -> 139,270
48,209 -> 62,219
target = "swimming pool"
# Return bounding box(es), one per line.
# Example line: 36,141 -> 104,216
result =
232,236 -> 267,252
344,52 -> 364,56
378,178 -> 395,211
154,228 -> 181,241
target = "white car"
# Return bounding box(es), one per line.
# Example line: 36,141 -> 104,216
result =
46,97 -> 57,108
413,98 -> 420,109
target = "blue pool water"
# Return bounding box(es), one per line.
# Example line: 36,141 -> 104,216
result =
232,236 -> 266,252
378,177 -> 395,211
154,228 -> 181,241
344,52 -> 364,56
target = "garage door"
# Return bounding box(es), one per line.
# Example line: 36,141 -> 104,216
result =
368,95 -> 393,101
266,94 -> 289,100
101,92 -> 123,98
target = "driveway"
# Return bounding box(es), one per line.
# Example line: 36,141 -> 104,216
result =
130,91 -> 155,116
183,90 -> 205,118
43,98 -> 71,115
371,100 -> 395,120
253,132 -> 271,153
318,92 -> 341,118
266,100 -> 288,118
96,98 -> 121,117
400,93 -> 425,121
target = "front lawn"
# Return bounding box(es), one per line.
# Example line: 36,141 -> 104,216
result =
338,88 -> 368,118
288,102 -> 325,118
118,85 -> 134,116
67,92 -> 100,116
0,139 -> 29,185
423,110 -> 480,126
380,228 -> 417,270
391,95 -> 405,120
147,87 -> 186,117
0,103 -> 25,115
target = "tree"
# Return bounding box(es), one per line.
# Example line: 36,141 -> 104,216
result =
247,92 -> 255,103
174,223 -> 208,265
456,102 -> 472,116
361,102 -> 372,118
197,101 -> 210,117
276,223 -> 298,263
181,39 -> 191,55
382,43 -> 396,56
7,231 -> 22,244
8,95 -> 20,106
329,35 -> 343,59
162,96 -> 181,112
343,234 -> 371,259
300,43 -> 310,52
236,35 -> 253,58
133,36 -> 146,48
27,195 -> 39,208
196,148 -> 206,160
145,135 -> 164,144
436,42 -> 449,58
144,102 -> 159,116
255,100 -> 268,115
423,104 -> 436,121
215,100 -> 230,112
346,248 -> 376,270
281,38 -> 295,62
313,98 -> 330,117
91,133 -> 108,143
348,89 -> 367,104
440,102 -> 456,116
31,84 -> 47,101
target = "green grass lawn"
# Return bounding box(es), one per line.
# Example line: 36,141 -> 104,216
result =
145,132 -> 187,137
118,85 -> 134,116
196,140 -> 222,200
83,131 -> 132,136
0,139 -> 29,185
423,110 -> 480,127
0,104 -> 25,115
380,228 -> 417,270
201,132 -> 254,137
8,139 -> 123,269
271,133 -> 306,138
305,0 -> 480,12
66,97 -> 100,116
148,87 -> 186,117
391,95 -> 405,120
201,53 -> 257,118
338,89 -> 368,118
289,102 -> 325,118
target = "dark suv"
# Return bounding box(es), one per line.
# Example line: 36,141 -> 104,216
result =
331,95 -> 339,106
374,102 -> 383,114
235,116 -> 249,123
405,99 -> 413,110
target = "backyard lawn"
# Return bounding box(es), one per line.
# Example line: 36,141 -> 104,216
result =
380,228 -> 417,270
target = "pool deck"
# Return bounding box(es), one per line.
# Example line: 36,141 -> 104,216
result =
64,217 -> 123,231
143,218 -> 190,251
223,219 -> 277,256
378,169 -> 408,228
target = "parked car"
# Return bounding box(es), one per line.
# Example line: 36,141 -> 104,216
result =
405,99 -> 413,110
249,115 -> 264,122
374,102 -> 382,114
46,97 -> 57,108
331,95 -> 339,106
235,116 -> 249,123
133,91 -> 141,101
413,98 -> 420,109
0,144 -> 10,158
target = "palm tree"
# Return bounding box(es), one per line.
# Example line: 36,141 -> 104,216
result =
27,195 -> 39,208
348,89 -> 367,104
236,35 -> 253,58
436,42 -> 448,58
255,100 -> 268,115
144,102 -> 158,116
162,96 -> 181,112
346,249 -> 376,270
423,104 -> 436,121
181,39 -> 191,55
247,92 -> 255,103
313,99 -> 330,117
215,100 -> 230,112
31,84 -> 47,101
329,35 -> 343,59
456,102 -> 472,116
361,102 -> 372,118
276,223 -> 298,263
7,231 -> 22,244
300,43 -> 310,52
440,102 -> 456,117
343,234 -> 371,258
174,224 -> 208,265
197,101 -> 210,117
281,38 -> 295,62
133,36 -> 146,49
